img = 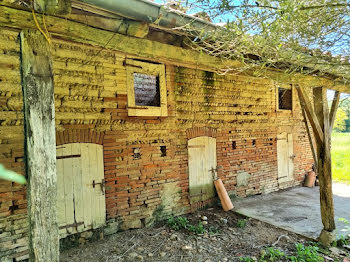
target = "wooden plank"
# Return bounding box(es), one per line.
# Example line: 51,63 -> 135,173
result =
287,133 -> 294,181
188,137 -> 205,203
295,85 -> 324,144
277,133 -> 289,183
206,137 -> 216,200
56,147 -> 67,238
71,143 -> 84,232
81,143 -> 92,230
62,144 -> 75,235
329,91 -> 340,131
20,29 -> 59,261
88,144 -> 99,229
96,145 -> 106,227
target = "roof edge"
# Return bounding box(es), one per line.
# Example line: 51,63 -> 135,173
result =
78,0 -> 217,31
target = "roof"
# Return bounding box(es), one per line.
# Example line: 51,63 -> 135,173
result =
75,0 -> 217,31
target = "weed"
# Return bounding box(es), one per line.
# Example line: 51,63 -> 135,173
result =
208,225 -> 220,235
240,243 -> 324,262
240,257 -> 256,262
188,222 -> 206,234
336,235 -> 350,247
167,216 -> 189,230
237,219 -> 247,228
262,247 -> 286,261
167,216 -> 206,234
288,243 -> 323,262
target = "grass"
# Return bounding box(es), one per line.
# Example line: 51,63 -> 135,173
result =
331,132 -> 350,184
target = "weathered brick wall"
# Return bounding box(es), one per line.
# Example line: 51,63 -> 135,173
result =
0,32 -> 313,260
173,67 -> 313,197
0,28 -> 29,262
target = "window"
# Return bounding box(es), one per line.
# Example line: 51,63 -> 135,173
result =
126,59 -> 167,117
277,87 -> 293,110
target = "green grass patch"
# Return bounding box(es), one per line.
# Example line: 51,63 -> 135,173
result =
331,132 -> 350,184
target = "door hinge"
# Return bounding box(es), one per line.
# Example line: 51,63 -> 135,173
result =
92,179 -> 105,195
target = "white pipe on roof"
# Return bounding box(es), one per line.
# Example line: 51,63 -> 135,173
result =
78,0 -> 217,31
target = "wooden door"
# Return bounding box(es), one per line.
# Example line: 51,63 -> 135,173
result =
277,133 -> 294,184
57,143 -> 106,238
188,136 -> 216,203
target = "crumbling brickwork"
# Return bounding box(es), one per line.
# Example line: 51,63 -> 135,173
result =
0,30 -> 313,261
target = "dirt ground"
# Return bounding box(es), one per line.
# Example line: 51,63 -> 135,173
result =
60,207 -> 349,262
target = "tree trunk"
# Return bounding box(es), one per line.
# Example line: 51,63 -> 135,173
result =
20,29 -> 59,262
313,87 -> 336,245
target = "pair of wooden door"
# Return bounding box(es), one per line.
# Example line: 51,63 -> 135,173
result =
56,143 -> 106,237
188,136 -> 217,203
277,133 -> 295,184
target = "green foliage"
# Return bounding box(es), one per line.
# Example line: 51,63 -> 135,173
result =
167,216 -> 206,234
331,133 -> 350,184
240,257 -> 256,262
263,247 -> 286,261
333,108 -> 347,132
188,222 -> 206,234
288,243 -> 323,262
240,243 -> 323,262
237,219 -> 247,228
188,0 -> 350,83
167,216 -> 189,231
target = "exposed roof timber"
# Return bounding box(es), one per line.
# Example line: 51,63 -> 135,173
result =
0,3 -> 349,93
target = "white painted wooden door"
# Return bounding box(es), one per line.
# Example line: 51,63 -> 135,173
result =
188,136 -> 216,203
57,143 -> 106,238
277,133 -> 294,184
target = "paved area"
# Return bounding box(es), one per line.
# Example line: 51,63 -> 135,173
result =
234,183 -> 350,239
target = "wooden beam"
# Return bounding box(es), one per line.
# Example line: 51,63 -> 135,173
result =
1,4 -> 350,93
0,5 -> 240,71
20,29 -> 59,261
295,85 -> 324,144
329,90 -> 340,130
313,87 -> 336,245
301,108 -> 318,166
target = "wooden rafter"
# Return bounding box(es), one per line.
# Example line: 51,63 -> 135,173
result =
295,85 -> 324,144
329,91 -> 340,130
301,108 -> 318,166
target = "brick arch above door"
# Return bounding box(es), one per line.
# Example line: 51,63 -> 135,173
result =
56,130 -> 104,146
186,127 -> 217,140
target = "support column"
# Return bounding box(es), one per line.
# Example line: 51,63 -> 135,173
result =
313,87 -> 336,245
20,30 -> 59,262
296,85 -> 339,246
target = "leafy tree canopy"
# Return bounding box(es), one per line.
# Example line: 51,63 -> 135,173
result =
166,0 -> 350,82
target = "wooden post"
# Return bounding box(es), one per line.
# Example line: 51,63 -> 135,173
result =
296,85 -> 338,246
313,87 -> 336,245
20,30 -> 59,262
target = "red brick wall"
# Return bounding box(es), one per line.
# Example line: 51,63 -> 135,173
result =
0,32 -> 314,261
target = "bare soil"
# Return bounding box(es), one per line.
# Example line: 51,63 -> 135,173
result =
60,206 -> 318,262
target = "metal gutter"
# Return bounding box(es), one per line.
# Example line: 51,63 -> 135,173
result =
78,0 -> 217,31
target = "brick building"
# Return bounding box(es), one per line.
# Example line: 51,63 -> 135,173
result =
0,0 -> 348,260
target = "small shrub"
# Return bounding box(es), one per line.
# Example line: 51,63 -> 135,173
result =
262,247 -> 286,261
188,222 -> 206,234
237,219 -> 247,228
288,243 -> 323,262
167,216 -> 189,230
167,216 -> 206,234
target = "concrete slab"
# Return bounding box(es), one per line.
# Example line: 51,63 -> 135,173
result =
234,183 -> 350,239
